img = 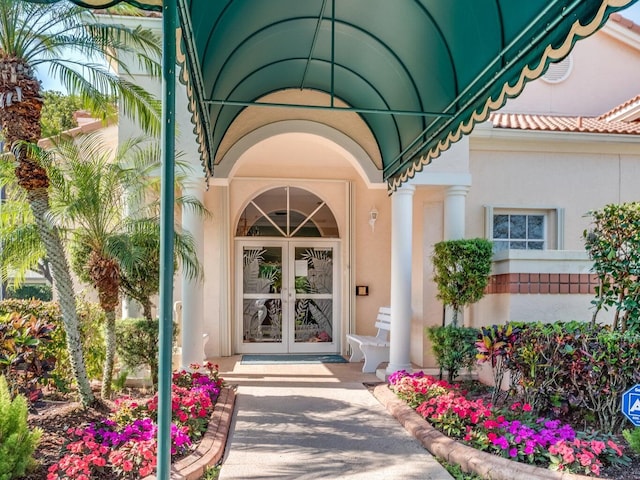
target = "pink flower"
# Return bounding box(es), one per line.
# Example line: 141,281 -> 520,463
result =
607,439 -> 624,456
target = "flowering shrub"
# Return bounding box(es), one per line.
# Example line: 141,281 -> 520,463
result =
389,371 -> 629,476
48,363 -> 223,479
388,370 -> 455,408
416,392 -> 492,437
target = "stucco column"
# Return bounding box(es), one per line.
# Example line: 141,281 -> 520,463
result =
122,188 -> 141,319
443,185 -> 469,326
386,184 -> 415,374
180,181 -> 205,368
444,185 -> 468,240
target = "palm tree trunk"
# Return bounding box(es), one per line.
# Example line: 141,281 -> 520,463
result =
101,309 -> 116,399
89,252 -> 120,400
27,188 -> 95,405
142,299 -> 153,322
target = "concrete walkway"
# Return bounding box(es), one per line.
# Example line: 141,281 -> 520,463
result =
212,356 -> 453,480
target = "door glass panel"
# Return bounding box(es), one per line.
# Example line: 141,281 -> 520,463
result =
293,247 -> 333,343
236,186 -> 338,238
242,247 -> 283,344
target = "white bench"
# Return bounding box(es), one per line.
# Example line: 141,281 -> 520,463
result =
346,307 -> 391,373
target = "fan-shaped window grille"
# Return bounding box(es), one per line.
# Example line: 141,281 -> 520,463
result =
541,55 -> 573,84
236,187 -> 338,238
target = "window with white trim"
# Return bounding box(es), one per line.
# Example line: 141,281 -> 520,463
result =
485,206 -> 564,253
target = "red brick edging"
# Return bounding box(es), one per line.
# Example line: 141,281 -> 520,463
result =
373,384 -> 600,480
143,386 -> 236,480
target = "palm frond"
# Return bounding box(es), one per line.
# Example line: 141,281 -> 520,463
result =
0,0 -> 161,136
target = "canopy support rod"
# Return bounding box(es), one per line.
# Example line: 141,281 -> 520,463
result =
205,99 -> 453,117
300,0 -> 328,90
331,0 -> 335,107
157,0 -> 177,477
385,0 -> 567,179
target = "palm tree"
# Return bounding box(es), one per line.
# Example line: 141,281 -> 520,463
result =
0,0 -> 161,405
46,132 -> 203,398
0,166 -> 51,287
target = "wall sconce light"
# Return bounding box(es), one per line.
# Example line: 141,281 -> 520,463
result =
369,207 -> 378,232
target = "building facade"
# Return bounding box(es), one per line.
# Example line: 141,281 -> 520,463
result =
114,12 -> 640,370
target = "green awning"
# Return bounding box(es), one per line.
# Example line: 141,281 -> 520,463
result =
38,0 -> 638,190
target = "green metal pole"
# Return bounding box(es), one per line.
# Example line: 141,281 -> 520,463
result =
157,0 -> 176,478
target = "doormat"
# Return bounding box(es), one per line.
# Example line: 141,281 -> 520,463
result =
240,354 -> 347,365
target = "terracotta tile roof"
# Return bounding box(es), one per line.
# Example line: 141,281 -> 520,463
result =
489,112 -> 640,135
597,94 -> 640,121
609,12 -> 640,35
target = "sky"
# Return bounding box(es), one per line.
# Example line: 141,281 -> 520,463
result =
621,1 -> 640,23
38,2 -> 640,93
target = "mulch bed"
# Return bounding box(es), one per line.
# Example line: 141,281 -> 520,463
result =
22,386 -> 151,480
24,400 -> 113,480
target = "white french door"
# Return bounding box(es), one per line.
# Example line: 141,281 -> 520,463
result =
236,239 -> 339,354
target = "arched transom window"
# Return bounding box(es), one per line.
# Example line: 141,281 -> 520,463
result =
236,187 -> 338,238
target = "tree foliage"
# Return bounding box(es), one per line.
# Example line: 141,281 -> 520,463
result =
431,238 -> 493,326
583,202 -> 640,332
40,91 -> 83,139
0,0 -> 161,406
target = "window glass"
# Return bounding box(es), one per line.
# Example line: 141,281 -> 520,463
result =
509,215 -> 526,238
528,216 -> 544,240
492,213 -> 545,252
493,215 -> 509,239
236,187 -> 338,238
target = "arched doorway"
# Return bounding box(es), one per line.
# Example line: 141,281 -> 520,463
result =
235,186 -> 340,354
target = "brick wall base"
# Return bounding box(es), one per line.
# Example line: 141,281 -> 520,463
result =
486,273 -> 598,295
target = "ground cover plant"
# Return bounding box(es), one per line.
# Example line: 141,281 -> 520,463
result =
18,362 -> 223,480
389,370 -> 629,477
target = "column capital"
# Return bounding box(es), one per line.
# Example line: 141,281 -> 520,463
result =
445,184 -> 470,197
394,183 -> 416,196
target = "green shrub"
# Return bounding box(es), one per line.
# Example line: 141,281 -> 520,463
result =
115,317 -> 178,389
426,325 -> 478,383
0,299 -> 105,393
0,375 -> 42,479
584,202 -> 640,332
477,320 -> 640,432
571,328 -> 640,433
507,321 -> 580,414
432,238 -> 493,326
475,323 -> 520,405
0,313 -> 56,402
623,428 -> 640,454
6,284 -> 52,301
